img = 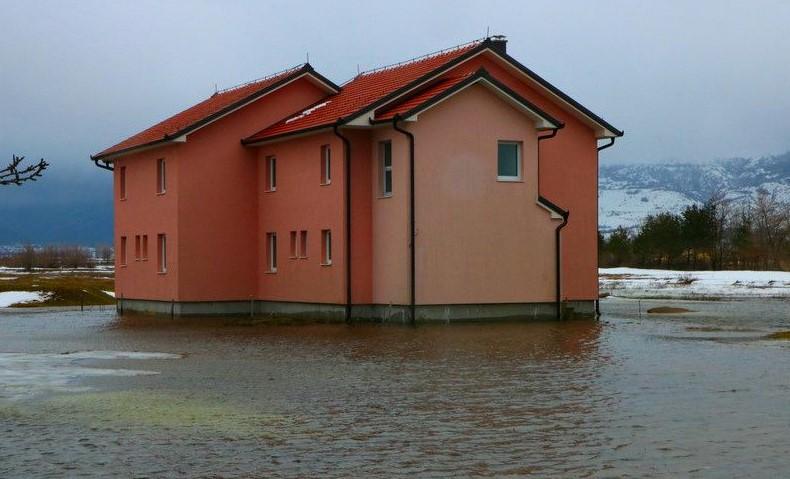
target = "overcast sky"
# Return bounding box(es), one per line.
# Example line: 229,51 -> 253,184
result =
2,0 -> 790,180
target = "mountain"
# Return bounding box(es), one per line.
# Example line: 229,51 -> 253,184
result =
599,152 -> 790,232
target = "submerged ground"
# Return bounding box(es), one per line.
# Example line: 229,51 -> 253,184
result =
1,298 -> 789,477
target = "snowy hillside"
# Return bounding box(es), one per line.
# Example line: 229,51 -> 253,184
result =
599,152 -> 790,232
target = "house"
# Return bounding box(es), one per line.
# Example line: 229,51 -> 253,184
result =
91,36 -> 622,321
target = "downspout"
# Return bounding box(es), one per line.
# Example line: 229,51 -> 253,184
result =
392,115 -> 416,324
333,122 -> 353,322
597,137 -> 616,152
537,126 -> 568,320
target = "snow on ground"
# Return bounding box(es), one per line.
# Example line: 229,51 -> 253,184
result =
0,291 -> 50,307
103,291 -> 115,298
600,268 -> 790,299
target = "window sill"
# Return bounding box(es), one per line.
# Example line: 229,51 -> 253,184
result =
264,270 -> 278,274
320,262 -> 333,267
156,192 -> 166,196
496,177 -> 523,183
120,198 -> 127,202
157,271 -> 167,275
320,181 -> 332,186
264,188 -> 277,193
377,194 -> 393,199
298,256 -> 309,260
120,264 -> 127,268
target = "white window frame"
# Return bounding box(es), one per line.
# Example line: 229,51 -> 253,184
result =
497,141 -> 522,182
266,156 -> 277,191
379,141 -> 392,197
321,229 -> 332,266
267,232 -> 278,272
321,145 -> 331,185
157,158 -> 166,194
157,234 -> 167,273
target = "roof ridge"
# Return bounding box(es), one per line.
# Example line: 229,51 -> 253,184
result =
339,37 -> 486,85
214,63 -> 306,95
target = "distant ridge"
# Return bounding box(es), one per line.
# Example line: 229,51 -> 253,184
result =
599,151 -> 790,232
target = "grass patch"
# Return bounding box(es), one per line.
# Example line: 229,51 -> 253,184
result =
0,273 -> 114,307
765,331 -> 790,340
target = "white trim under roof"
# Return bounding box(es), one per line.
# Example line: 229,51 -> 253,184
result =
402,76 -> 561,130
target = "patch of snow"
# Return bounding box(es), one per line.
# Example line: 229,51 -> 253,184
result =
0,291 -> 50,307
284,101 -> 330,124
600,268 -> 790,299
0,351 -> 182,401
103,290 -> 115,298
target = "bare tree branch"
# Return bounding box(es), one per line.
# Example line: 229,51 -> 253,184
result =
0,154 -> 48,186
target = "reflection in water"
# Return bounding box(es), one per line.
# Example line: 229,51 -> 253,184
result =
1,299 -> 789,478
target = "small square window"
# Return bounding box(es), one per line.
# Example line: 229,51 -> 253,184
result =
497,142 -> 521,181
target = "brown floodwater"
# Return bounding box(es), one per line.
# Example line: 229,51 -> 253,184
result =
1,298 -> 789,478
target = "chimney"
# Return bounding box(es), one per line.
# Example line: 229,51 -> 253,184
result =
488,35 -> 507,55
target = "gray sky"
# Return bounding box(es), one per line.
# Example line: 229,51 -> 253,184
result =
2,0 -> 790,177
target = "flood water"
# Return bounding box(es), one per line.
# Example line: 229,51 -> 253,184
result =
1,298 -> 789,478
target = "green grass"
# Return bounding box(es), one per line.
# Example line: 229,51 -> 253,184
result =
0,272 -> 115,307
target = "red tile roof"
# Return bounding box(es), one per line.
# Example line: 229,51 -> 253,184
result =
94,64 -> 321,159
373,73 -> 473,121
243,40 -> 484,143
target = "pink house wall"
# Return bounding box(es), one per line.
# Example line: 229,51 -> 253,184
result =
444,55 -> 600,301
404,84 -> 558,304
113,144 -> 180,301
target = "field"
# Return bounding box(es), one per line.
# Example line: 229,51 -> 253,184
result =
0,268 -> 114,308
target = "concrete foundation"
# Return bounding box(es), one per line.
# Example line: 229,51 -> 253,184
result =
117,298 -> 597,322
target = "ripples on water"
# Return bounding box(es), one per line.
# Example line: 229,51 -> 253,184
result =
0,299 -> 788,478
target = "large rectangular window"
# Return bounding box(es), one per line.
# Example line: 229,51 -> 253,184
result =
157,234 -> 167,273
379,141 -> 392,197
157,158 -> 166,194
141,235 -> 148,261
321,229 -> 332,265
299,230 -> 308,258
267,232 -> 277,272
266,156 -> 277,191
119,166 -> 127,200
497,141 -> 521,181
320,145 -> 331,185
120,236 -> 127,266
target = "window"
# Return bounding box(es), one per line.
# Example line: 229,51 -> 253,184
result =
266,156 -> 277,191
497,141 -> 521,181
321,229 -> 332,265
299,230 -> 308,258
119,166 -> 127,200
141,235 -> 148,261
157,234 -> 167,273
120,236 -> 127,266
266,232 -> 277,272
157,158 -> 166,194
134,235 -> 141,261
289,231 -> 297,258
379,141 -> 392,196
320,145 -> 331,185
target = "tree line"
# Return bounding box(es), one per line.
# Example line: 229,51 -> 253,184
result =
600,189 -> 789,271
0,244 -> 112,270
